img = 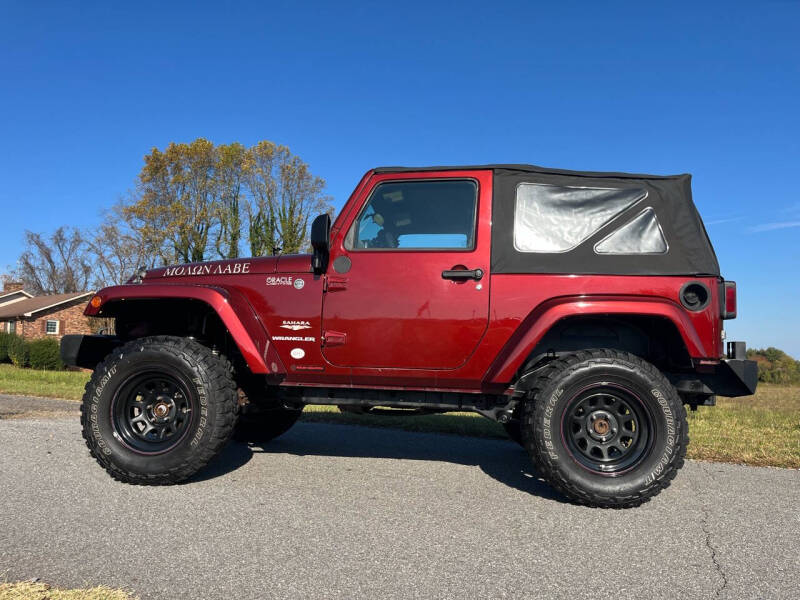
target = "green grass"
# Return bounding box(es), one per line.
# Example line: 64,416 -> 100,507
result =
1,364 -> 797,468
685,384 -> 800,469
0,364 -> 88,399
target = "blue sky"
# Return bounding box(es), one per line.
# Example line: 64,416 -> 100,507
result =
1,1 -> 798,355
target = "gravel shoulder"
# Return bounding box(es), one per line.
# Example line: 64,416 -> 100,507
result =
0,394 -> 78,419
1,416 -> 798,599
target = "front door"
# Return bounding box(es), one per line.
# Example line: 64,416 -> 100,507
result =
321,170 -> 492,370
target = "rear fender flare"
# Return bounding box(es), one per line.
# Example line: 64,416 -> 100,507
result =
86,284 -> 285,375
484,295 -> 706,385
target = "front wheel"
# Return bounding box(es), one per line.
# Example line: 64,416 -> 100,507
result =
522,349 -> 688,508
80,336 -> 239,485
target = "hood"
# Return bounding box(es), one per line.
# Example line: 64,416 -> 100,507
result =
143,254 -> 312,282
276,253 -> 313,273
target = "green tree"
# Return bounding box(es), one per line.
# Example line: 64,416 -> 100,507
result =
243,141 -> 282,256
746,347 -> 800,384
243,141 -> 331,255
122,138 -> 331,263
214,142 -> 246,259
126,138 -> 218,264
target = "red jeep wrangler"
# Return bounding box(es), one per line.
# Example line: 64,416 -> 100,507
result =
62,164 -> 756,507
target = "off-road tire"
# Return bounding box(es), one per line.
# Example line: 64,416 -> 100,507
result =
522,349 -> 688,508
234,406 -> 303,442
80,335 -> 239,485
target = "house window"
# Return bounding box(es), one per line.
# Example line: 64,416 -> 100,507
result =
45,320 -> 59,335
6,321 -> 15,334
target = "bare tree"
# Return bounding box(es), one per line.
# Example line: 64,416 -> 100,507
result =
87,202 -> 155,288
17,227 -> 92,294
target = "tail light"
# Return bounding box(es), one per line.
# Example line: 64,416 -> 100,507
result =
721,280 -> 737,319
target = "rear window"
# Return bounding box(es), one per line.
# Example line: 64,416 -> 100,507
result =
513,183 -> 647,253
594,207 -> 668,255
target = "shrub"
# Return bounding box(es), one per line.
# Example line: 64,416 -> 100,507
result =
0,331 -> 13,362
28,338 -> 64,370
7,335 -> 30,368
747,347 -> 800,385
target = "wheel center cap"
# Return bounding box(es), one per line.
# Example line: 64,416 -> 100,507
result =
152,398 -> 173,420
587,410 -> 618,441
593,419 -> 610,435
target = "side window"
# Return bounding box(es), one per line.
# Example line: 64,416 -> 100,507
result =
514,183 -> 647,253
348,180 -> 477,250
45,320 -> 59,335
594,207 -> 668,255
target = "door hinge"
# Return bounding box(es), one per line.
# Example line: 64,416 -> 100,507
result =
324,276 -> 348,292
322,331 -> 347,347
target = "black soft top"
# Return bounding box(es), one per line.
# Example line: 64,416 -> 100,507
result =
374,164 -> 719,277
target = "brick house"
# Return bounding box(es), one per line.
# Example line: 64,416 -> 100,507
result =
0,282 -> 94,341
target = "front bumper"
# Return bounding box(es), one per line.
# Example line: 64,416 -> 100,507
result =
670,341 -> 758,398
60,334 -> 122,369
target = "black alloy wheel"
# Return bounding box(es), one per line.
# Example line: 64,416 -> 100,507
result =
112,372 -> 194,454
563,384 -> 653,475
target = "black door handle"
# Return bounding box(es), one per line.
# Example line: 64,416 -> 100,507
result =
442,268 -> 484,281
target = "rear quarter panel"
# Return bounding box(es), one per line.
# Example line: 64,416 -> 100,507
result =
480,274 -> 722,387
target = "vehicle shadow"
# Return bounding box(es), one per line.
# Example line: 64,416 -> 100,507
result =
194,421 -> 567,504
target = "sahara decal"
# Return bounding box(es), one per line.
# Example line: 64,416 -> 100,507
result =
272,336 -> 316,342
280,320 -> 312,331
163,262 -> 251,277
290,348 -> 306,359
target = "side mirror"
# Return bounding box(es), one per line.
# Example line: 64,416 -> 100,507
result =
310,213 -> 331,274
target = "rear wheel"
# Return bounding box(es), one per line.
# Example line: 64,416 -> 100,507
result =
522,349 -> 688,508
80,336 -> 239,485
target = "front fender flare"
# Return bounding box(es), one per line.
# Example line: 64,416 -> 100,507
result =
484,295 -> 707,386
86,284 -> 285,375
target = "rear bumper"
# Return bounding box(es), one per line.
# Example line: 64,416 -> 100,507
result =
60,334 -> 121,370
670,341 -> 758,398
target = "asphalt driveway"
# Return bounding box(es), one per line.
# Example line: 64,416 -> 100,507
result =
0,405 -> 798,599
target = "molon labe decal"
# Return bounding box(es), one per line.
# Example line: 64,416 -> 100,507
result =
162,262 -> 251,277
